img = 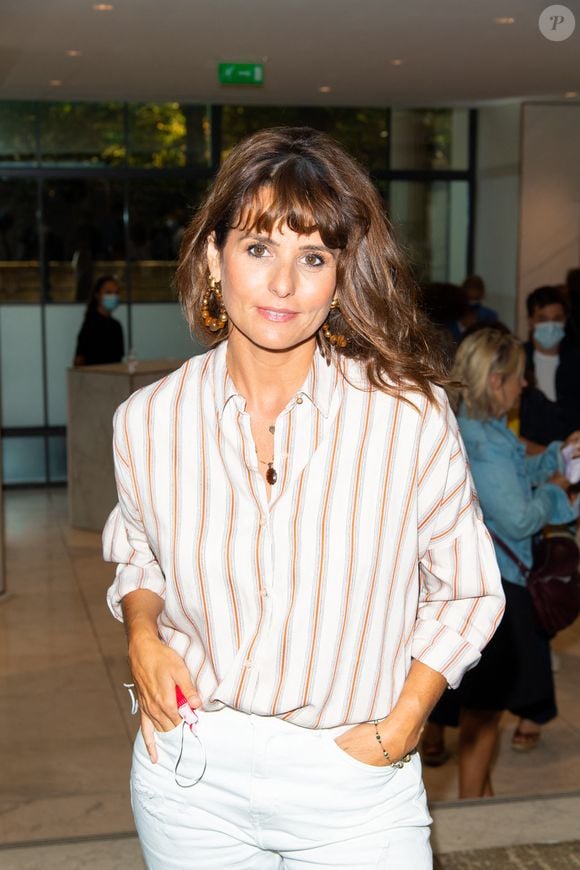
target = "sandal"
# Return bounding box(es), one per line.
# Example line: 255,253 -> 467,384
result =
421,740 -> 451,767
511,728 -> 541,752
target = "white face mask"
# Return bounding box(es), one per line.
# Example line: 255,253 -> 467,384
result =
533,321 -> 565,350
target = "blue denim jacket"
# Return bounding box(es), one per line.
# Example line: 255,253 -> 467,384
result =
457,413 -> 578,586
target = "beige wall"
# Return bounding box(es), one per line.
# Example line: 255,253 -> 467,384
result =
518,103 -> 580,335
474,103 -> 522,331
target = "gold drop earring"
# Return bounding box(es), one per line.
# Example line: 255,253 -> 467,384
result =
321,297 -> 348,348
201,276 -> 228,332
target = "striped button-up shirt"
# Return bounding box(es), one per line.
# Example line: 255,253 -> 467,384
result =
104,341 -> 504,729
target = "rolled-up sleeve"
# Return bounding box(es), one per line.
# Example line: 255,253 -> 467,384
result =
412,394 -> 505,688
103,401 -> 166,621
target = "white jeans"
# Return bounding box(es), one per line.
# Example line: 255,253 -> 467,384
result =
131,706 -> 432,869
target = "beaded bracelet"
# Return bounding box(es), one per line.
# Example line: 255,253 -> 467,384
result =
372,720 -> 415,769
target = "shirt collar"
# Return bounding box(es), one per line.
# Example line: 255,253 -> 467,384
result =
212,340 -> 339,419
211,340 -> 238,416
298,345 -> 339,418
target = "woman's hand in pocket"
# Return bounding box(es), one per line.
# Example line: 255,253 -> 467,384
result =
128,632 -> 200,762
334,721 -> 413,768
122,590 -> 200,762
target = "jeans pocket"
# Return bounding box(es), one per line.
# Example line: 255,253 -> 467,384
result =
153,721 -> 184,741
322,733 -> 399,779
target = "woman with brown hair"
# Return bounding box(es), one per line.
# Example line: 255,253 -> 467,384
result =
104,127 -> 503,868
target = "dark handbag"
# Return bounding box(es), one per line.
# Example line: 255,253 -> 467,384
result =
491,531 -> 580,637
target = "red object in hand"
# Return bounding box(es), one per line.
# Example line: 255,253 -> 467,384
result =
175,685 -> 189,708
175,684 -> 199,730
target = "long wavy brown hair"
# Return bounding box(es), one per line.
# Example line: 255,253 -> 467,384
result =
176,126 -> 448,401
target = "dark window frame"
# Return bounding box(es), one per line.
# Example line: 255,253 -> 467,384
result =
0,102 -> 477,487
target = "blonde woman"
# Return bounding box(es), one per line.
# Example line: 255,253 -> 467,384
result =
431,328 -> 579,798
104,128 -> 504,868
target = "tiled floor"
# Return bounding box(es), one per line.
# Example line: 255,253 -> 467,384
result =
434,841 -> 580,868
0,490 -> 137,846
1,489 -> 579,863
0,836 -> 144,870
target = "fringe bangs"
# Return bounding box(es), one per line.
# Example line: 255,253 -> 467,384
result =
227,160 -> 355,251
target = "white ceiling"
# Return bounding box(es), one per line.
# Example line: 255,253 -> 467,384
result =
1,0 -> 579,106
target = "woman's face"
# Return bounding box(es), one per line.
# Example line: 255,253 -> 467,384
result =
491,369 -> 526,416
206,220 -> 338,354
97,280 -> 120,312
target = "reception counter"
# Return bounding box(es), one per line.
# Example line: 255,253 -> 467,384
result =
68,359 -> 185,531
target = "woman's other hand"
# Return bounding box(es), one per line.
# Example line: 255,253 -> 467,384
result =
562,431 -> 580,456
129,632 -> 201,762
121,589 -> 200,762
334,719 -> 418,768
333,660 -> 447,769
548,471 -> 571,492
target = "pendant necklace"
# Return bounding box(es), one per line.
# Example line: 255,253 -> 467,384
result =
257,424 -> 277,485
257,457 -> 277,485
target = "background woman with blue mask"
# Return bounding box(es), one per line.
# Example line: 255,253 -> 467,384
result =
519,285 -> 580,446
74,274 -> 125,366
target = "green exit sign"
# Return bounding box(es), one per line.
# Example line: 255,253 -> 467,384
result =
218,63 -> 264,86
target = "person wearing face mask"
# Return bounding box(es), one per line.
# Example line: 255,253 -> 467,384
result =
74,275 -> 125,366
519,285 -> 580,446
